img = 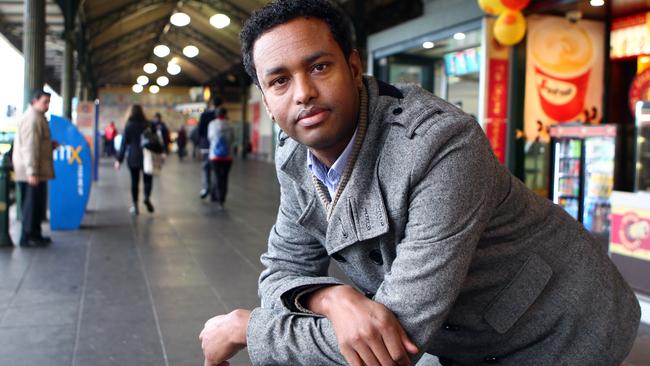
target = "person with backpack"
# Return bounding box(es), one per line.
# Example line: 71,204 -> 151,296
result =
198,97 -> 222,198
114,105 -> 162,215
207,107 -> 234,207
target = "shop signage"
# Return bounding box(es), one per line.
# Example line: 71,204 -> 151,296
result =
523,15 -> 605,143
629,68 -> 650,114
484,17 -> 509,164
610,191 -> 650,262
610,12 -> 650,60
48,115 -> 92,230
611,211 -> 650,262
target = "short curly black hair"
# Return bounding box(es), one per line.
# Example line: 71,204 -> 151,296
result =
240,0 -> 355,87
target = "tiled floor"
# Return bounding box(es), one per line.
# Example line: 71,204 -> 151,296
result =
0,156 -> 647,366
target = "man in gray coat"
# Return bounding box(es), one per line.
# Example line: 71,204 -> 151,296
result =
199,1 -> 641,365
12,89 -> 55,247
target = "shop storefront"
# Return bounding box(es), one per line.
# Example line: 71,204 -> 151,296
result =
370,0 -> 650,324
606,9 -> 650,325
367,0 -> 485,126
372,27 -> 483,120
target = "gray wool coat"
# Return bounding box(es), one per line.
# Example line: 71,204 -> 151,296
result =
246,76 -> 641,365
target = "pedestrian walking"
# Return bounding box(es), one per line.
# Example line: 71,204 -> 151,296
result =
176,126 -> 188,161
198,97 -> 222,198
207,108 -> 234,207
114,105 -> 162,215
103,121 -> 117,157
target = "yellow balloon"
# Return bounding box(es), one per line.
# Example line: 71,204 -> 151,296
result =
494,10 -> 526,46
478,0 -> 506,15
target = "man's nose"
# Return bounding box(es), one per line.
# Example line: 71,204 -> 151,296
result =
294,74 -> 317,105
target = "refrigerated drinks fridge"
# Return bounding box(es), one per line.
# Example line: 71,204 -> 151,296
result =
549,123 -> 617,236
634,101 -> 650,191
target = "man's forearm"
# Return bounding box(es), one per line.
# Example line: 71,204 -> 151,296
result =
304,284 -> 355,316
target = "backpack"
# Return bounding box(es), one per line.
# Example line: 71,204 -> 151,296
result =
141,127 -> 163,153
212,134 -> 229,158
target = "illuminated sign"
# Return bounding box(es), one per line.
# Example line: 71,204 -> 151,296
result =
610,13 -> 650,60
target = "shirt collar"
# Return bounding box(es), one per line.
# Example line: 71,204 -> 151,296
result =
307,127 -> 358,193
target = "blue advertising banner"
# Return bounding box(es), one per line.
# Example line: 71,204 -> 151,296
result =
48,115 -> 92,230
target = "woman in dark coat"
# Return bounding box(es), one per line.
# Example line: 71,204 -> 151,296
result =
115,105 -> 155,215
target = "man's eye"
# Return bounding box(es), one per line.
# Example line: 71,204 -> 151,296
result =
271,77 -> 288,87
312,64 -> 327,72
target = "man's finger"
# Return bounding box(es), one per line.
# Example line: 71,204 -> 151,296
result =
382,332 -> 411,366
399,329 -> 419,355
341,346 -> 364,366
369,335 -> 403,366
355,343 -> 382,366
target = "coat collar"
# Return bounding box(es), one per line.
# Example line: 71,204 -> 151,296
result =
280,76 -> 394,254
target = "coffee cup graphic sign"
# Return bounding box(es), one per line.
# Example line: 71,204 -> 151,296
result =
524,16 -> 604,142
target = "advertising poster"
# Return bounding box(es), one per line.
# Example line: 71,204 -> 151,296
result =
524,15 -> 605,143
49,115 -> 92,230
250,102 -> 260,154
610,209 -> 650,262
484,17 -> 509,164
76,101 -> 96,150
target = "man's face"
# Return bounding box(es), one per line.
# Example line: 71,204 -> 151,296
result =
32,96 -> 50,113
253,17 -> 363,153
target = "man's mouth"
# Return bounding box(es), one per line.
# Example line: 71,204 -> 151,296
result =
296,107 -> 329,127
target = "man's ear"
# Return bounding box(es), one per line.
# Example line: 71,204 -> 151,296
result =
261,94 -> 274,121
348,49 -> 364,90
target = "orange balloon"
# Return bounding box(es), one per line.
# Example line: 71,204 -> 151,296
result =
494,10 -> 527,46
478,0 -> 506,15
502,0 -> 530,11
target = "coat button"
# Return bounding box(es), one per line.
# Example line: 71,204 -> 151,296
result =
484,355 -> 499,364
364,291 -> 375,299
392,107 -> 403,115
331,253 -> 346,263
368,249 -> 383,265
443,323 -> 459,331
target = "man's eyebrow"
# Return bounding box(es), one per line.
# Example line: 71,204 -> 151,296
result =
263,51 -> 334,78
303,51 -> 333,66
264,65 -> 288,78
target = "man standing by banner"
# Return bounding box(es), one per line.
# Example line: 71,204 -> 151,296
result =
13,89 -> 55,247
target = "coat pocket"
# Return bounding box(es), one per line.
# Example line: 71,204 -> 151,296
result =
483,253 -> 553,334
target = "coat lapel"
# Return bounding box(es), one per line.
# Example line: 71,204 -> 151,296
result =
326,80 -> 390,254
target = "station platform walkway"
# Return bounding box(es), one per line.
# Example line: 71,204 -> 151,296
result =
0,156 -> 648,366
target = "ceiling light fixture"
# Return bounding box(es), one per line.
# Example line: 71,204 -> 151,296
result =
422,41 -> 435,49
453,32 -> 466,40
183,45 -> 199,58
590,0 -> 604,6
132,84 -> 143,93
143,63 -> 157,74
153,45 -> 170,57
149,85 -> 160,94
157,76 -> 169,86
210,14 -> 230,29
137,75 -> 149,85
170,12 -> 190,27
167,63 -> 181,75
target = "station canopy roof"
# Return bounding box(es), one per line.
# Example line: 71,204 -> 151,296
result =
0,0 -> 427,93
